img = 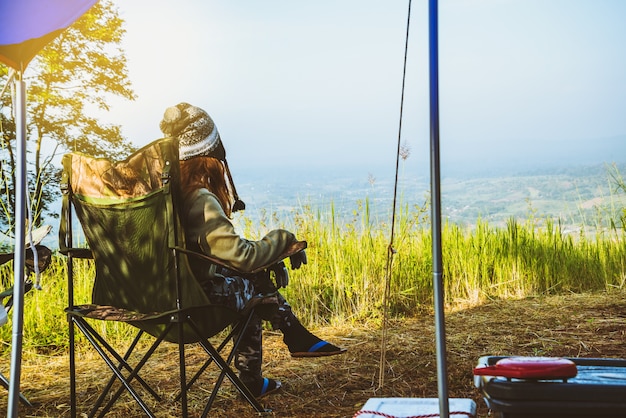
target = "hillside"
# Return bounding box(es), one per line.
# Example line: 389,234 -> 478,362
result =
233,161 -> 626,233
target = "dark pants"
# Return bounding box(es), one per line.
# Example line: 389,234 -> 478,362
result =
201,273 -> 295,380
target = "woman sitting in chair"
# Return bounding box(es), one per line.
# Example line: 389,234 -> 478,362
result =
160,103 -> 346,398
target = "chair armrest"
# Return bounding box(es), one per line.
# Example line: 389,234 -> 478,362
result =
0,253 -> 12,266
26,245 -> 53,273
59,247 -> 94,259
0,245 -> 54,272
173,240 -> 307,275
275,241 -> 308,268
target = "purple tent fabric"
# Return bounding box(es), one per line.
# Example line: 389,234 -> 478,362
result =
0,0 -> 97,70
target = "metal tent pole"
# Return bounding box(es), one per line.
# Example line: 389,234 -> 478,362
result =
8,73 -> 27,418
429,1 -> 450,417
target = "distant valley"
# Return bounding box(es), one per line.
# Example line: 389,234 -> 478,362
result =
233,160 -> 626,234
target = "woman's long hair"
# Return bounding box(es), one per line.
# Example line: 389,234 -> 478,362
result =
180,156 -> 235,217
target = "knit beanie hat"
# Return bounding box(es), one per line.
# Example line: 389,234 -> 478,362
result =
160,102 -> 246,212
159,102 -> 226,161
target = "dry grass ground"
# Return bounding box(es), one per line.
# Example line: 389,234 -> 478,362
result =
2,290 -> 625,417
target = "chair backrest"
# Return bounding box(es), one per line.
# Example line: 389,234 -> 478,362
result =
60,138 -> 211,316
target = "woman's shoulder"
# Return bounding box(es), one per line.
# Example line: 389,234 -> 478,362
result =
183,188 -> 222,212
183,187 -> 231,228
185,188 -> 218,202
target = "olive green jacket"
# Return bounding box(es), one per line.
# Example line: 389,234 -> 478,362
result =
182,188 -> 297,275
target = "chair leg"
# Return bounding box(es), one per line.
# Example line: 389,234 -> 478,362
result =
71,317 -> 159,418
177,315 -> 189,418
197,336 -> 266,417
0,371 -> 32,407
186,314 -> 269,416
91,330 -> 142,413
91,328 -> 164,418
175,319 -> 237,400
68,315 -> 77,418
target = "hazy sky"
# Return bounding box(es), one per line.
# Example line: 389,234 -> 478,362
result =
102,0 -> 626,176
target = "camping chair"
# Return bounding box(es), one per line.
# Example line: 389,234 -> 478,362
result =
0,240 -> 53,407
59,138 -> 306,417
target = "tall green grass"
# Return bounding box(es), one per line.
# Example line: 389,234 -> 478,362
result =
1,180 -> 625,351
281,199 -> 626,327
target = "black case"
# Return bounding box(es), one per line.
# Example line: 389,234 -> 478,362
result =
475,356 -> 626,418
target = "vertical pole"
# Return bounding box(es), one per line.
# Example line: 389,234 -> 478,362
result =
429,1 -> 450,417
8,73 -> 27,418
64,178 -> 77,418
